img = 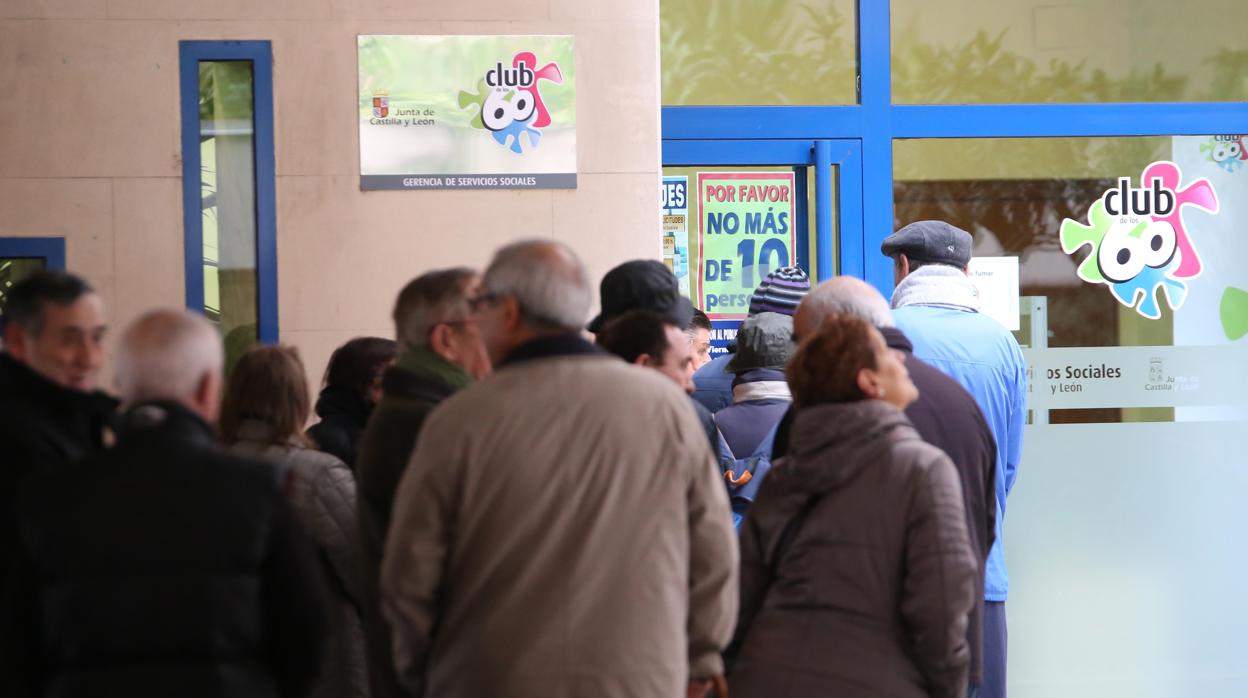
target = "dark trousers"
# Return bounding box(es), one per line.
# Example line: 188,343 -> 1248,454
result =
978,601 -> 1007,698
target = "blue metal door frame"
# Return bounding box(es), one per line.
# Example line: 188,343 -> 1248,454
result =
660,0 -> 1248,297
661,139 -> 863,282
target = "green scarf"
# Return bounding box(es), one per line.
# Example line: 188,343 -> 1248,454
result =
394,347 -> 474,390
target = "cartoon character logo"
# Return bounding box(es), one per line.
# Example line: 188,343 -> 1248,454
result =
458,52 -> 563,154
1060,161 -> 1218,319
372,92 -> 389,119
1200,135 -> 1247,173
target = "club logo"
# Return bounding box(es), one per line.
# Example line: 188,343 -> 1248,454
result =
457,51 -> 563,154
1060,161 -> 1219,319
1200,135 -> 1247,173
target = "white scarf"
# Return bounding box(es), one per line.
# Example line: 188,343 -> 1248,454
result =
732,381 -> 791,403
890,265 -> 981,312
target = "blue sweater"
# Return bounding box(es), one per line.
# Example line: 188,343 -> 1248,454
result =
894,304 -> 1027,602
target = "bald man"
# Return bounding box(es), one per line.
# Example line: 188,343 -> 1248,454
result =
777,277 -> 997,694
4,310 -> 329,698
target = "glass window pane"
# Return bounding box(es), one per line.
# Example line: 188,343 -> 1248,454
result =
661,0 -> 858,105
892,0 -> 1248,104
895,135 -> 1248,695
0,257 -> 48,329
198,60 -> 257,371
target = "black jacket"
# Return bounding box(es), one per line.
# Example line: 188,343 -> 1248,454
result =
307,386 -> 372,469
773,326 -> 997,685
0,353 -> 117,581
355,366 -> 462,698
3,401 -> 328,698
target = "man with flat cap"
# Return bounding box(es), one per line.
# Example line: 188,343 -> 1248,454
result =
590,259 -> 720,457
882,220 -> 1026,698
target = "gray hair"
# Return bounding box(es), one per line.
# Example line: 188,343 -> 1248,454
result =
392,268 -> 478,351
115,309 -> 223,403
482,240 -> 591,332
801,277 -> 896,328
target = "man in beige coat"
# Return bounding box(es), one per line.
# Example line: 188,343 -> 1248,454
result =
381,240 -> 739,698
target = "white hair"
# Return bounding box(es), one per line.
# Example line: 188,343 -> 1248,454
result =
483,240 -> 591,332
801,277 -> 896,328
115,310 -> 223,403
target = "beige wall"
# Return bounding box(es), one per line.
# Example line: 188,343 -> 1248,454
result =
0,0 -> 662,390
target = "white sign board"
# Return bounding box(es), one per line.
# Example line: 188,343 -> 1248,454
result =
968,256 -> 1020,331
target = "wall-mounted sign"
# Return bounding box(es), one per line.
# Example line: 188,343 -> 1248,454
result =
662,176 -> 691,297
695,172 -> 796,320
1059,160 -> 1218,320
968,256 -> 1021,331
357,35 -> 576,190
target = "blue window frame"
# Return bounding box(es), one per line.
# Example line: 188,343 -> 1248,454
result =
0,237 -> 65,270
661,0 -> 1248,296
178,40 -> 278,344
661,139 -> 862,281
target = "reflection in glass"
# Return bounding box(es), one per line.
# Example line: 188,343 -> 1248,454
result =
892,0 -> 1248,104
198,61 -> 257,372
660,0 -> 857,105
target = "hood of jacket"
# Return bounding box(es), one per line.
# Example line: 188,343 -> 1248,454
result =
314,385 -> 372,426
785,399 -> 918,495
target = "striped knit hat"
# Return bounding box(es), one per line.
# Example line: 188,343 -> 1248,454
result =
747,266 -> 811,317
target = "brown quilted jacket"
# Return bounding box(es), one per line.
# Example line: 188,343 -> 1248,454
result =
730,400 -> 977,698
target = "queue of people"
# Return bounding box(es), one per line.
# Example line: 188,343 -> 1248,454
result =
0,221 -> 1026,698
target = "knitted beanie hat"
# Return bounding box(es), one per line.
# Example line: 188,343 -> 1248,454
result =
747,266 -> 811,317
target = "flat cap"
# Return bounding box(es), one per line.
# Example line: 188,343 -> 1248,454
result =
588,259 -> 693,333
881,220 -> 972,268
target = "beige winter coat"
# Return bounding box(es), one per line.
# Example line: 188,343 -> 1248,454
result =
381,344 -> 738,698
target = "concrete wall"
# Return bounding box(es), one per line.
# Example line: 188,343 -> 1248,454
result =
0,0 -> 662,389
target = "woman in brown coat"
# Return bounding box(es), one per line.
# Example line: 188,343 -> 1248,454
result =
729,314 -> 978,698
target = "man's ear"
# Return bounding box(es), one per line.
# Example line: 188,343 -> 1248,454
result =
429,323 -> 456,360
856,367 -> 879,399
195,371 -> 223,423
633,353 -> 654,367
4,322 -> 29,361
898,253 -> 911,277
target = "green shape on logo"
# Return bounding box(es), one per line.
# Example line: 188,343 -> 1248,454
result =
1220,286 -> 1248,341
456,78 -> 489,130
1059,199 -> 1113,284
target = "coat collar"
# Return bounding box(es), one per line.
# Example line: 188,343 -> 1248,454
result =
0,352 -> 119,420
499,333 -> 603,369
117,400 -> 215,447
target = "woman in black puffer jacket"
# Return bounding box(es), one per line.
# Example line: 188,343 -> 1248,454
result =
307,337 -> 396,469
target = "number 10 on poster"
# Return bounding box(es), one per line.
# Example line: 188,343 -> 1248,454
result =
696,172 -> 796,320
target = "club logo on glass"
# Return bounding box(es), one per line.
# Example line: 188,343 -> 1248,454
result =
1060,161 -> 1219,320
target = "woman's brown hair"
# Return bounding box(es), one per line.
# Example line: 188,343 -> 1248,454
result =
219,345 -> 312,446
787,313 -> 880,408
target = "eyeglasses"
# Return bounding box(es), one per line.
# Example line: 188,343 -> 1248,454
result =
467,292 -> 500,312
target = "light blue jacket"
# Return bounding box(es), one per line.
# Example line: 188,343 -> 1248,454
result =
894,305 -> 1027,602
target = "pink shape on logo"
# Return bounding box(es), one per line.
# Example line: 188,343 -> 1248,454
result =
1143,161 -> 1218,279
513,51 -> 563,129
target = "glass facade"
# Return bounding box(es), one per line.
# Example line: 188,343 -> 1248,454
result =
891,0 -> 1248,104
664,1 -> 1248,694
660,0 -> 858,105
